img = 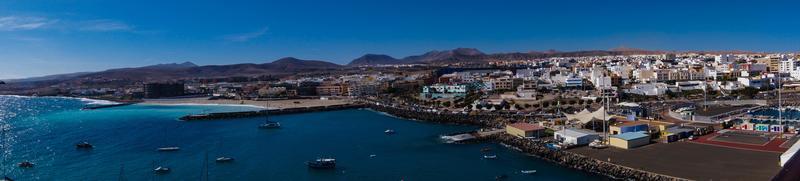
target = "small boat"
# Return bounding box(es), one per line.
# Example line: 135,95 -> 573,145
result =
215,157 -> 234,163
259,121 -> 281,129
589,140 -> 607,149
76,141 -> 93,149
157,147 -> 180,152
369,154 -> 377,158
307,158 -> 336,169
520,170 -> 537,174
483,155 -> 497,159
384,129 -> 396,134
153,166 -> 170,174
17,161 -> 34,168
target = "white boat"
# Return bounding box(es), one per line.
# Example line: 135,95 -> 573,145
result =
258,101 -> 280,129
483,155 -> 497,159
440,134 -> 476,143
259,121 -> 281,129
157,147 -> 180,152
384,129 -> 396,134
369,154 -> 377,158
216,157 -> 234,163
520,170 -> 537,174
589,140 -> 607,149
153,166 -> 170,174
17,161 -> 33,168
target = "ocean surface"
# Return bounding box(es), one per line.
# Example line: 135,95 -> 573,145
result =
0,95 -> 598,180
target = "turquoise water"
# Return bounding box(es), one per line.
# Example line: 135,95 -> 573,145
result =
0,96 -> 598,180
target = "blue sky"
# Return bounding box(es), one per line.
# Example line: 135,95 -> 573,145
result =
1,0 -> 798,79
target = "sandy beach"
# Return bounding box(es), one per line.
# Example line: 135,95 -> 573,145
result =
142,97 -> 354,109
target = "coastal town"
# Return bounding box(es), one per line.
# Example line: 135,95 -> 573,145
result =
4,51 -> 800,180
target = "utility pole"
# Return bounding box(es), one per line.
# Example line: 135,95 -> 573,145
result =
779,69 -> 783,138
602,82 -> 607,144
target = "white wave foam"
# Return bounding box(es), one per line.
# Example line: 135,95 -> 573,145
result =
0,95 -> 119,105
77,98 -> 119,105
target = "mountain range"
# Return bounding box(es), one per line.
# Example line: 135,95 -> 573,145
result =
3,47 -> 748,84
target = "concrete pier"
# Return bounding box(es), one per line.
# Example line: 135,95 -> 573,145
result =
179,104 -> 366,121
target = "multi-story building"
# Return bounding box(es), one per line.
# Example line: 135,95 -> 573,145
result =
715,54 -> 735,64
420,84 -> 468,99
316,84 -> 346,96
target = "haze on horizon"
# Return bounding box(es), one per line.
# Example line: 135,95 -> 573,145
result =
1,0 -> 799,79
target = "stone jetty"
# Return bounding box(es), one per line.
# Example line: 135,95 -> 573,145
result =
179,103 -> 366,121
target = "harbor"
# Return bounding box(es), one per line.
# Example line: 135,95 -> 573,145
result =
0,96 -> 601,180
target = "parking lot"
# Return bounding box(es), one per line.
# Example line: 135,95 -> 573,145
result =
569,141 -> 781,181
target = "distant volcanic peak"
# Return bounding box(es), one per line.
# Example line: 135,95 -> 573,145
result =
266,57 -> 342,70
359,54 -> 397,60
178,61 -> 198,67
348,54 -> 401,66
272,57 -> 303,63
451,47 -> 484,55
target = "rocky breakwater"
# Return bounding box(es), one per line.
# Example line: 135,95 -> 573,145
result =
365,103 -> 531,128
180,103 -> 366,121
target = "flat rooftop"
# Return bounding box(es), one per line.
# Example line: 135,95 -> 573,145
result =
507,123 -> 544,131
611,131 -> 649,141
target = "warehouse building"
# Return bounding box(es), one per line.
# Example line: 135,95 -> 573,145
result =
609,131 -> 650,149
610,121 -> 649,135
505,123 -> 545,138
554,128 -> 599,146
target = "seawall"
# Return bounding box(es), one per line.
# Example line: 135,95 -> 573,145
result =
179,103 -> 366,121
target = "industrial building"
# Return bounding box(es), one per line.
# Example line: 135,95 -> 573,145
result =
554,128 -> 599,146
505,123 -> 545,138
610,121 -> 649,135
609,131 -> 650,149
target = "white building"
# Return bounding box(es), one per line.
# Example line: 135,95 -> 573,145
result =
715,54 -> 736,64
780,59 -> 798,73
675,81 -> 706,92
554,128 -> 600,146
625,83 -> 669,96
738,77 -> 765,89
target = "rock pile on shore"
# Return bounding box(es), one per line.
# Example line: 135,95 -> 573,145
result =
366,103 -> 529,128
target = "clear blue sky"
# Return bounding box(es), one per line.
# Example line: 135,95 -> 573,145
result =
1,0 -> 798,79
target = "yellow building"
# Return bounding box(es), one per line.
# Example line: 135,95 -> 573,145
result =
609,131 -> 650,149
505,123 -> 545,138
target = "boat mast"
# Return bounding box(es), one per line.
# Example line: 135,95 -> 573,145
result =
1,126 -> 6,179
118,164 -> 125,181
201,151 -> 209,181
265,98 -> 270,122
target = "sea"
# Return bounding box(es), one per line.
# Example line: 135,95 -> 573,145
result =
0,95 -> 598,180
